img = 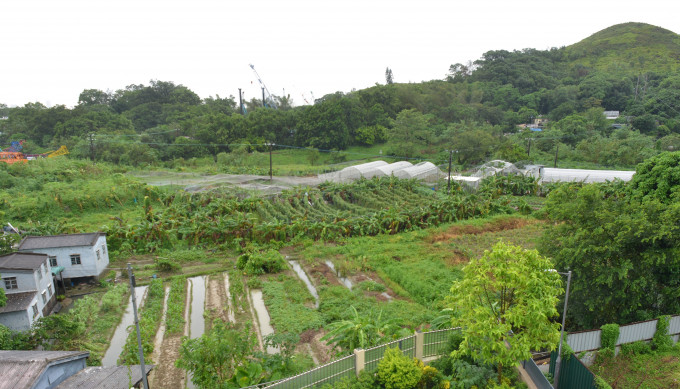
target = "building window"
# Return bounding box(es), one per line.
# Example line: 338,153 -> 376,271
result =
44,261 -> 49,273
42,291 -> 47,304
102,245 -> 107,255
96,250 -> 101,261
4,277 -> 17,290
70,254 -> 81,265
49,284 -> 54,295
38,266 -> 43,280
32,304 -> 39,318
49,256 -> 57,267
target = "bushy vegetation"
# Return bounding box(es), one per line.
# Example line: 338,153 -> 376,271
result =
120,279 -> 165,364
539,152 -> 680,329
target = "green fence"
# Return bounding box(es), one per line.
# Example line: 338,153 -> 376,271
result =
423,328 -> 457,358
255,328 -> 460,389
364,335 -> 417,372
549,351 -> 596,389
266,353 -> 356,389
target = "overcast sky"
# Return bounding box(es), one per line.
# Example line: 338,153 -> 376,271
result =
1,0 -> 678,108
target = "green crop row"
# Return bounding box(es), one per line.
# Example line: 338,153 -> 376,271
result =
120,279 -> 165,364
164,277 -> 186,336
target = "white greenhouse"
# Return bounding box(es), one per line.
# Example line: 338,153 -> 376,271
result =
393,162 -> 443,182
362,161 -> 413,179
537,168 -> 635,183
318,161 -> 388,183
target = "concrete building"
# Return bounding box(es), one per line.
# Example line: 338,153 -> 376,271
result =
0,252 -> 56,331
18,233 -> 109,281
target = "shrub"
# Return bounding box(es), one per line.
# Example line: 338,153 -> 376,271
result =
652,315 -> 673,352
237,250 -> 286,276
620,341 -> 652,356
377,347 -> 422,389
600,324 -> 619,351
155,257 -> 181,272
594,375 -> 613,389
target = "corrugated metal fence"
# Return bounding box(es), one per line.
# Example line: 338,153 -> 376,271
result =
566,314 -> 680,353
549,351 -> 595,389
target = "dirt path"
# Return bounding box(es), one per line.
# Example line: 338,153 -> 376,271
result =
205,274 -> 228,326
149,280 -> 190,389
147,286 -> 170,384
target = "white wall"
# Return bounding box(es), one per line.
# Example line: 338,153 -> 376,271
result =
0,263 -> 55,331
25,238 -> 109,279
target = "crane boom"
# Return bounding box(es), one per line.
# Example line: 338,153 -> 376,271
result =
249,64 -> 277,109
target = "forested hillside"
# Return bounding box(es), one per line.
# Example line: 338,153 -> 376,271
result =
1,22 -> 679,169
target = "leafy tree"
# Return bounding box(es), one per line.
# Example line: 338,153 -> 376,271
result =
448,242 -> 562,384
539,180 -> 680,329
176,322 -> 258,389
387,109 -> 432,157
628,151 -> 680,202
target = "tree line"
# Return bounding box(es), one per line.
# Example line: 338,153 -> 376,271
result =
2,28 -> 680,168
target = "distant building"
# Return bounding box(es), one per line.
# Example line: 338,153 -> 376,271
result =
18,233 -> 109,281
0,252 -> 56,331
604,111 -> 620,120
531,117 -> 549,127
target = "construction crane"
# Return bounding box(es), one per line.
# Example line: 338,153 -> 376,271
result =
249,64 -> 278,109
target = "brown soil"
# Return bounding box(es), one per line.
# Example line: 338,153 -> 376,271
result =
308,262 -> 342,287
205,275 -> 228,327
298,329 -> 336,365
427,217 -> 540,243
150,280 -> 190,389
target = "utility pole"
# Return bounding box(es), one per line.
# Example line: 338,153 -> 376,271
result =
238,88 -> 244,115
554,270 -> 572,389
265,142 -> 275,182
527,138 -> 532,157
262,87 -> 266,108
447,149 -> 453,194
89,133 -> 95,164
554,144 -> 559,168
127,263 -> 149,389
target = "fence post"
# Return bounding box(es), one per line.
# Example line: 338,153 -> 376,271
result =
415,331 -> 424,360
354,349 -> 365,377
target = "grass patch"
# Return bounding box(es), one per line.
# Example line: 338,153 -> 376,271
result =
261,274 -> 323,334
592,348 -> 680,388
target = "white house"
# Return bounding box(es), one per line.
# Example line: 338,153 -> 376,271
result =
17,233 -> 109,281
0,252 -> 56,331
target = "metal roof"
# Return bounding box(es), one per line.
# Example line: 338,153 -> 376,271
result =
0,351 -> 89,389
0,291 -> 37,313
0,252 -> 47,271
56,365 -> 154,389
18,233 -> 105,250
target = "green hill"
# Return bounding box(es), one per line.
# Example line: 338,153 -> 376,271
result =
565,22 -> 680,73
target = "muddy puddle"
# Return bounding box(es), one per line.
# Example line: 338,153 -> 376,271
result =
250,289 -> 278,354
102,285 -> 149,367
325,260 -> 353,289
288,259 -> 319,308
187,276 -> 207,389
223,273 -> 235,322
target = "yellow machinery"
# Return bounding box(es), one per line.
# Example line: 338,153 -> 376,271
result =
47,146 -> 69,158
